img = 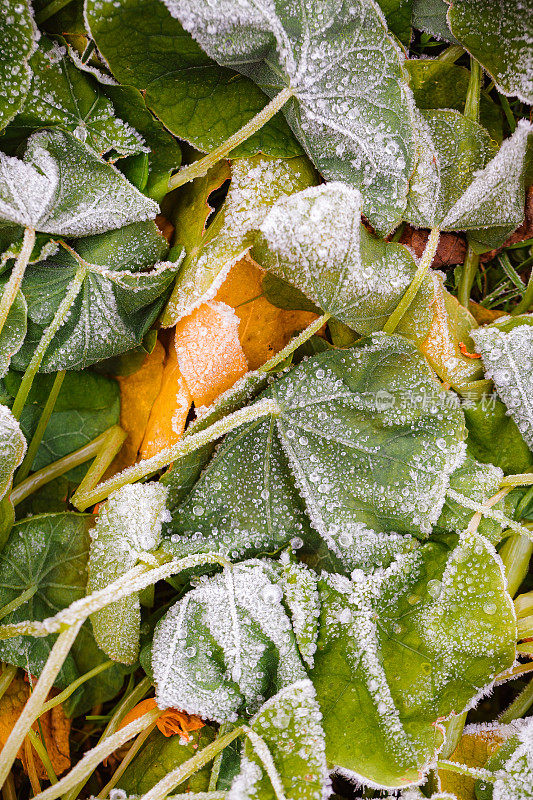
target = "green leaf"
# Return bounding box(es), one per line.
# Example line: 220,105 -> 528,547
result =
84,0 -> 302,158
311,530 -> 516,788
0,513 -> 127,715
0,403 -> 26,500
464,398 -> 533,476
16,247 -> 180,371
118,726 -> 217,797
471,315 -> 533,451
448,0 -> 533,104
378,0 -> 413,47
279,555 -> 320,669
163,154 -> 316,325
152,560 -> 306,721
0,0 -> 37,131
88,483 -> 169,664
229,680 -> 329,800
163,0 -> 418,234
6,36 -> 146,159
255,182 -> 418,334
164,335 -> 467,571
476,718 -> 533,800
73,220 -> 169,271
0,128 -> 158,236
0,281 -> 26,378
411,0 -> 459,43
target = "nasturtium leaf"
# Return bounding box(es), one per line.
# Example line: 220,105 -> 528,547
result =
0,513 -> 127,716
163,154 -> 316,326
73,220 -> 169,272
118,726 -> 216,797
84,0 -> 301,158
406,109 -> 498,230
153,560 -> 306,721
163,0 -> 417,234
448,0 -> 533,104
0,0 -> 37,131
411,0 -> 459,43
256,182 -> 418,334
377,0 -> 413,46
164,335 -> 466,571
464,398 -> 533,476
0,128 -> 158,236
229,679 -> 329,800
477,718 -> 533,800
0,283 -> 26,378
6,37 -> 146,159
471,316 -> 533,451
88,483 -> 169,664
0,403 -> 26,500
280,555 -> 320,669
311,530 -> 516,788
16,247 -> 180,371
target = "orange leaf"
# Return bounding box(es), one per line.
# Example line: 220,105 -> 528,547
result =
174,301 -> 248,408
140,338 -> 193,459
118,698 -> 204,742
0,674 -> 70,779
216,256 -> 318,370
439,727 -> 506,799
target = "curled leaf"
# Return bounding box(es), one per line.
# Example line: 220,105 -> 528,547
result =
0,403 -> 26,501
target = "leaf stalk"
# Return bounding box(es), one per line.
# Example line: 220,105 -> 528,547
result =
0,227 -> 35,340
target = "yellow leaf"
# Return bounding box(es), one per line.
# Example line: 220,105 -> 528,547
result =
174,301 -> 248,409
439,728 -> 505,799
216,256 -> 318,370
140,339 -> 192,460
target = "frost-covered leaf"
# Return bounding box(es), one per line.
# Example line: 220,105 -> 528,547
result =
0,128 -> 158,236
73,220 -> 169,272
448,0 -> 533,104
164,335 -> 467,571
0,403 -> 26,500
228,680 -> 329,800
0,282 -> 26,378
406,109 -> 498,230
152,560 -> 306,721
256,183 -> 417,334
0,0 -> 37,130
476,718 -> 533,800
163,155 -> 316,326
6,37 -> 146,159
88,483 -> 169,664
280,555 -> 320,669
0,513 -> 127,715
16,247 -> 180,371
85,0 -> 301,158
412,0 -> 459,43
378,0 -> 413,46
311,530 -> 516,788
163,0 -> 418,233
464,398 -> 533,476
471,316 -> 533,451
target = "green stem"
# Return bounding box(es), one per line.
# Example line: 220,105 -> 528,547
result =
208,723 -> 232,791
498,93 -> 517,133
97,716 -> 160,798
458,244 -> 480,308
515,590 -> 533,618
39,662 -> 113,717
499,535 -> 533,597
436,45 -> 465,64
10,424 -> 124,507
0,621 -> 82,790
0,228 -> 35,340
35,0 -> 75,23
464,57 -> 482,123
69,426 -> 127,508
26,730 -> 57,785
383,228 -> 440,333
0,586 -> 36,622
437,760 -> 496,782
14,371 -> 65,485
11,263 -> 86,420
500,473 -> 533,488
259,313 -> 330,373
72,397 -> 281,510
516,485 -> 533,519
512,268 -> 533,315
168,87 -> 293,190
141,727 -> 244,800
500,677 -> 533,723
517,615 -> 533,639
0,666 -> 17,705
440,712 -> 467,759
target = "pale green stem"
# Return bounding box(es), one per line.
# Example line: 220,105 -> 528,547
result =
464,57 -> 482,123
259,313 -> 330,373
436,45 -> 465,64
383,229 -> 440,333
440,712 -> 467,759
517,615 -> 533,639
458,244 -> 480,309
0,666 -> 17,704
141,727 -> 244,800
69,426 -> 127,508
30,711 -> 160,800
39,661 -> 113,716
0,621 -> 82,790
499,535 -> 533,597
500,677 -> 533,723
512,269 -> 533,315
35,0 -> 75,23
0,586 -> 36,622
243,727 -> 286,800
168,88 -> 293,190
15,371 -> 65,484
447,488 -> 533,540
0,553 -> 230,640
208,723 -> 232,791
0,228 -> 35,340
11,424 -> 124,506
97,715 -> 161,798
500,473 -> 533,488
517,641 -> 533,655
12,262 -> 86,419
73,398 -> 281,510
437,760 -> 496,782
515,590 -> 533,618
27,729 -> 57,785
